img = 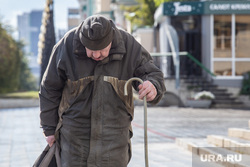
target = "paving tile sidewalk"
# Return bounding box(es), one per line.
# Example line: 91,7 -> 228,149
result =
0,108 -> 46,167
0,106 -> 250,167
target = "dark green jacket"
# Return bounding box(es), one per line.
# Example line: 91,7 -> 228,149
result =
40,21 -> 166,167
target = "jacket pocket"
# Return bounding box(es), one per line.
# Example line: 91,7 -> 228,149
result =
59,76 -> 94,113
55,76 -> 94,135
104,76 -> 134,119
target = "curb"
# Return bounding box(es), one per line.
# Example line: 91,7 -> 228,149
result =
0,98 -> 39,109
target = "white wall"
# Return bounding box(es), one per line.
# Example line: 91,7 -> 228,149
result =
201,15 -> 212,80
134,28 -> 154,53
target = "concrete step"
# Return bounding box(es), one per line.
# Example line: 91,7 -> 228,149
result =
213,99 -> 242,104
207,135 -> 225,147
209,88 -> 228,92
212,91 -> 232,95
211,87 -> 228,91
176,138 -> 250,167
176,138 -> 214,152
207,135 -> 250,155
228,128 -> 250,141
176,138 -> 223,167
188,84 -> 218,90
184,79 -> 208,84
192,154 -> 224,167
214,95 -> 236,100
211,103 -> 246,109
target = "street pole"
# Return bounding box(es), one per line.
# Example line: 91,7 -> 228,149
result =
38,0 -> 56,84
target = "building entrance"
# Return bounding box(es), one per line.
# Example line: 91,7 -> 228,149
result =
168,15 -> 202,77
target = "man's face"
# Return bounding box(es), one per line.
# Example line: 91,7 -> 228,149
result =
85,43 -> 112,61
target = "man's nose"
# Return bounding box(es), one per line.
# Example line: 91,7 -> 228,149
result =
92,51 -> 101,58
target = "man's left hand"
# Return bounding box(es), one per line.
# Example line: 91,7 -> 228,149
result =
138,80 -> 157,101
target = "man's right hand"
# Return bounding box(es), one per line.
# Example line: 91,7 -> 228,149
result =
46,135 -> 55,147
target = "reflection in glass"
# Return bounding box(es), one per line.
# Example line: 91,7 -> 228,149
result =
235,15 -> 250,58
236,62 -> 250,76
214,15 -> 232,58
214,61 -> 232,76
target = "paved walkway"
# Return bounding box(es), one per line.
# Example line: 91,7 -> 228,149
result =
0,106 -> 250,167
0,99 -> 39,109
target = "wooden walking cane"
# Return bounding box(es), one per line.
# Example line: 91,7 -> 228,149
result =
124,77 -> 149,167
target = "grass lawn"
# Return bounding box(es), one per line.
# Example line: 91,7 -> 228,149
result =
0,91 -> 39,99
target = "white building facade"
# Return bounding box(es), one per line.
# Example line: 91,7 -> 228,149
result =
155,1 -> 250,88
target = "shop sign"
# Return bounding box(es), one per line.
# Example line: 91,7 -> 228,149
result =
205,1 -> 250,15
162,1 -> 250,16
163,2 -> 203,16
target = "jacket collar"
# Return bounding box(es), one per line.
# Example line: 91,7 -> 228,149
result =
100,54 -> 124,64
73,21 -> 126,62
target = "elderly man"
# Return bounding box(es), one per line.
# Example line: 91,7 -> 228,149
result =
40,15 -> 166,167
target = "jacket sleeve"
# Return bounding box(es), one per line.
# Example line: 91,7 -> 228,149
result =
39,44 -> 66,136
133,45 -> 166,105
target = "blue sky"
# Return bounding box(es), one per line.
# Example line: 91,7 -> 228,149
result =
0,0 -> 79,37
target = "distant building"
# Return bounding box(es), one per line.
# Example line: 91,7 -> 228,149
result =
77,0 -> 114,20
55,8 -> 80,42
77,0 -> 92,19
77,0 -> 137,31
29,11 -> 43,57
68,8 -> 81,30
17,13 -> 30,54
57,29 -> 67,42
95,0 -> 113,19
111,0 -> 138,32
17,10 -> 43,80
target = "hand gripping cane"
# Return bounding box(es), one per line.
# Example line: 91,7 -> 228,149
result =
124,78 -> 149,167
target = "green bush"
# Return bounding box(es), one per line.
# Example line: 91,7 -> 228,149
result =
240,72 -> 250,96
0,23 -> 20,93
0,91 -> 39,99
0,22 -> 37,94
18,54 -> 38,91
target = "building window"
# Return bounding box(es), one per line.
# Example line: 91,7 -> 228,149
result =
213,15 -> 250,77
236,61 -> 250,76
235,15 -> 250,58
214,61 -> 232,76
235,15 -> 250,76
214,15 -> 231,58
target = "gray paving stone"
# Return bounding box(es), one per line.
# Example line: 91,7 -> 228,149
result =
128,143 -> 192,167
0,106 -> 250,167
